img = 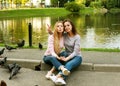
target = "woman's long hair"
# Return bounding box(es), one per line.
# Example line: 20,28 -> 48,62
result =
53,21 -> 64,55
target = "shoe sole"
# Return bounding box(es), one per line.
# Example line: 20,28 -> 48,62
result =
63,70 -> 70,76
55,78 -> 66,85
55,82 -> 66,85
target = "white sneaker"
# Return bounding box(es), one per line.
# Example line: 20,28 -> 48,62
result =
45,71 -> 54,80
55,78 -> 66,85
62,68 -> 70,76
49,75 -> 57,82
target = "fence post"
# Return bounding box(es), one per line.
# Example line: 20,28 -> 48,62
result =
28,23 -> 32,47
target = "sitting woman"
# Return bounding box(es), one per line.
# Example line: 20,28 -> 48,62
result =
43,21 -> 70,81
47,19 -> 82,86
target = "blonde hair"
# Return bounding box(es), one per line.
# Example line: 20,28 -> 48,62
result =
53,21 -> 63,55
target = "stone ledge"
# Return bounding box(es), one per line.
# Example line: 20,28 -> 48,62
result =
6,58 -> 41,70
4,58 -> 120,72
41,62 -> 93,71
93,64 -> 120,72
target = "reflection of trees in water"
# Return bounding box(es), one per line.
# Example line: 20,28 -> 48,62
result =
0,29 -> 3,43
66,13 -> 80,18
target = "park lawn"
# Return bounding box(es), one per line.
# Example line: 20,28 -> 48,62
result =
0,8 -> 70,18
0,7 -> 96,18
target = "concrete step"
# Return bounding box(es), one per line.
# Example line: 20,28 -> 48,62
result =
6,58 -> 41,70
2,58 -> 120,72
41,62 -> 93,71
94,64 -> 120,72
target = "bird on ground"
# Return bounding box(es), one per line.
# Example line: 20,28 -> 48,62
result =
35,64 -> 41,71
5,45 -> 16,51
9,64 -> 21,80
5,63 -> 16,72
39,43 -> 43,49
0,48 -> 5,56
0,80 -> 7,86
0,57 -> 7,66
17,39 -> 25,48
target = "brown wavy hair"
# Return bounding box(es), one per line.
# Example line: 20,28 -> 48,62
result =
63,19 -> 77,35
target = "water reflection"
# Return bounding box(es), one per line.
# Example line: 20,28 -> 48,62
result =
0,13 -> 120,49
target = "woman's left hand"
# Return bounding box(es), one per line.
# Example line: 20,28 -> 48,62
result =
60,57 -> 69,62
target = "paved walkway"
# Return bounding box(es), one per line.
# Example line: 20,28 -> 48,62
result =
1,48 -> 120,86
2,48 -> 120,64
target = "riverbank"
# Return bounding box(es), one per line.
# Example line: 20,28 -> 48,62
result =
0,7 -> 120,19
0,7 -> 105,18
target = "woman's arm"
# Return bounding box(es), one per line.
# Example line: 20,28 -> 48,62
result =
47,24 -> 53,35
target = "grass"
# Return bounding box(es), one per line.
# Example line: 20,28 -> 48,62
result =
0,8 -> 70,18
81,48 -> 120,52
0,7 -> 120,18
0,7 -> 97,18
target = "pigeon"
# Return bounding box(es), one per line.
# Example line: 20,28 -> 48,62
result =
9,64 -> 21,80
5,45 -> 16,51
0,57 -> 7,66
17,39 -> 25,48
6,63 -> 16,72
0,48 -> 5,56
35,64 -> 41,71
39,43 -> 43,49
0,80 -> 7,86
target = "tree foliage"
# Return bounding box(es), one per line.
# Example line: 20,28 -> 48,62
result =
64,2 -> 81,12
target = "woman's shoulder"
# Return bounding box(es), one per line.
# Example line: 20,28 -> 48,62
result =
75,34 -> 80,39
48,34 -> 54,40
75,34 -> 80,38
48,34 -> 54,38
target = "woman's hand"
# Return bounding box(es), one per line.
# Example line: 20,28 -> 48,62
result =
59,56 -> 69,62
56,56 -> 61,60
47,24 -> 53,35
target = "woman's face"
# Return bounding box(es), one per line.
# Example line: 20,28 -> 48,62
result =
64,21 -> 72,33
56,23 -> 64,33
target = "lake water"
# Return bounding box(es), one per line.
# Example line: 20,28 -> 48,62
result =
0,13 -> 120,49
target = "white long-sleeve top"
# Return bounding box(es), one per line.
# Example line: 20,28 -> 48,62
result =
44,35 -> 64,57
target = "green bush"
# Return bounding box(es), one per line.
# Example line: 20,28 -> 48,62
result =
106,1 -> 115,9
90,1 -> 102,8
64,2 -> 81,12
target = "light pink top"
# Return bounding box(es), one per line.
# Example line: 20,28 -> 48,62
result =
44,35 -> 64,57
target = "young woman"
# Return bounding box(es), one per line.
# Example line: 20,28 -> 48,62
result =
48,19 -> 82,85
43,21 -> 70,81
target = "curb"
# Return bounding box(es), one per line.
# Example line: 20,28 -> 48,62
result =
41,62 -> 93,71
94,64 -> 120,72
3,58 -> 120,72
6,58 -> 41,70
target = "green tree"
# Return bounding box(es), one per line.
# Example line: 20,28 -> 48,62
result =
51,0 -> 75,7
64,2 -> 81,12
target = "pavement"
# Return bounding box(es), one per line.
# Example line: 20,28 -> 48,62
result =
1,48 -> 120,86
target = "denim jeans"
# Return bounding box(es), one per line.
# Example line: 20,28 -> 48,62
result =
43,51 -> 82,76
59,51 -> 82,71
59,51 -> 82,79
43,55 -> 63,70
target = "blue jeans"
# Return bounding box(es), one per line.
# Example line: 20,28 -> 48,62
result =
43,55 -> 63,70
59,51 -> 82,79
59,51 -> 82,71
43,51 -> 82,76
